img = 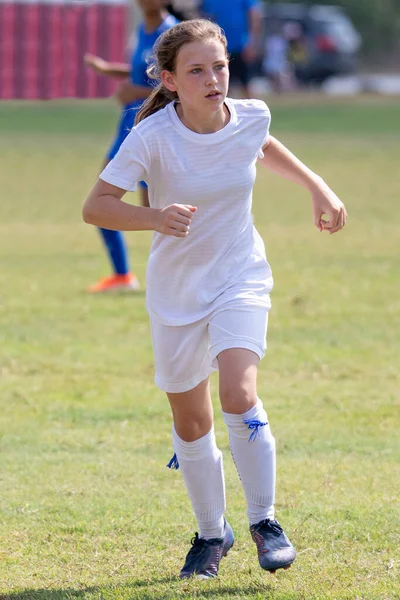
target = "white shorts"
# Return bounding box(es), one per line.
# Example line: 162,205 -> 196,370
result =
150,304 -> 269,393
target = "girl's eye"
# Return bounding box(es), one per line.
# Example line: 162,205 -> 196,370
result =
191,68 -> 201,74
215,64 -> 225,70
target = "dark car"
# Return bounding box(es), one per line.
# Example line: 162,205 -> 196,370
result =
262,3 -> 362,84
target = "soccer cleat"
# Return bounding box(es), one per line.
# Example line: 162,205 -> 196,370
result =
87,273 -> 140,294
179,519 -> 234,579
250,518 -> 296,573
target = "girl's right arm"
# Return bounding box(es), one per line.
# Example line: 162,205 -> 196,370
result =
82,179 -> 196,237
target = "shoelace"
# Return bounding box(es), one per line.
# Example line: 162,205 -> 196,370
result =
184,533 -> 209,564
166,452 -> 179,470
257,519 -> 283,536
243,418 -> 268,441
184,532 -> 222,566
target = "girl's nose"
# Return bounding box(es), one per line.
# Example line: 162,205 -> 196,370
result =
206,71 -> 218,85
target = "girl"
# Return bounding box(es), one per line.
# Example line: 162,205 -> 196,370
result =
83,20 -> 347,578
84,0 -> 177,293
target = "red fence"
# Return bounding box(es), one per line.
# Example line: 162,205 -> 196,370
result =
0,0 -> 129,99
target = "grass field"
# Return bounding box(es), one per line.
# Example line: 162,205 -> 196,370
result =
1,96 -> 399,600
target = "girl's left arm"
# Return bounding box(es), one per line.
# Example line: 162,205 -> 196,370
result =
84,53 -> 131,78
259,136 -> 347,234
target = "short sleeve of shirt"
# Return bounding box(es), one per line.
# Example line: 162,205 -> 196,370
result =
99,129 -> 150,192
257,102 -> 271,159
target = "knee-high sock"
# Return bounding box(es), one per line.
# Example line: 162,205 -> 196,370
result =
172,426 -> 226,540
98,228 -> 129,275
222,399 -> 275,525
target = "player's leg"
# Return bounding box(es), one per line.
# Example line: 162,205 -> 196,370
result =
87,110 -> 139,293
229,52 -> 252,98
88,226 -> 139,292
237,54 -> 253,99
151,317 -> 234,578
210,307 -> 296,573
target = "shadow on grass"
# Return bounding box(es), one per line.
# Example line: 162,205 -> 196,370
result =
2,579 -> 275,600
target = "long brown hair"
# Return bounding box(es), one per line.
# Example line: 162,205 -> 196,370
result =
135,19 -> 228,125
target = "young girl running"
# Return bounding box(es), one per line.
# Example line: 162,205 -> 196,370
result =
83,19 -> 347,578
84,0 -> 177,293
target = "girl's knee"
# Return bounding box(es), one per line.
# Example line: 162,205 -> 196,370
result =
219,382 -> 257,414
173,415 -> 214,442
169,387 -> 214,441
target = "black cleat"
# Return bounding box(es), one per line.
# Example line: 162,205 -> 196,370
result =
250,518 -> 296,572
179,520 -> 234,579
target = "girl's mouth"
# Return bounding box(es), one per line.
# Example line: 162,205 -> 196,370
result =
206,90 -> 222,99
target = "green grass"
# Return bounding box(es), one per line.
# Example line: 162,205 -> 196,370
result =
0,96 -> 399,600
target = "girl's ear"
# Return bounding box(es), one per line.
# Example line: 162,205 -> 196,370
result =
161,70 -> 178,93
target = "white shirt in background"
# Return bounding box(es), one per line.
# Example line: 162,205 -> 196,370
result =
263,34 -> 289,74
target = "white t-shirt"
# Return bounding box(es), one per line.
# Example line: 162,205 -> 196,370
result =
100,98 -> 274,325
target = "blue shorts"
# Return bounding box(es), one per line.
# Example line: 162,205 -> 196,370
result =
106,105 -> 147,189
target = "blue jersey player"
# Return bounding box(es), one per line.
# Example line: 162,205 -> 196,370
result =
200,0 -> 262,98
84,0 -> 178,293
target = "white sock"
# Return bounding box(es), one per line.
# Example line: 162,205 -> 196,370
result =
222,399 -> 276,525
172,426 -> 226,540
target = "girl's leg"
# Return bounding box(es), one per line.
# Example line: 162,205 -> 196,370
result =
88,227 -> 138,292
87,154 -> 139,292
218,348 -> 276,524
218,346 -> 296,572
98,228 -> 130,275
95,157 -> 130,276
97,178 -> 148,279
167,377 -> 226,539
152,317 -> 233,577
167,378 -> 234,579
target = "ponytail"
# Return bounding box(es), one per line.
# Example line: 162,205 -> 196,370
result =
135,84 -> 178,125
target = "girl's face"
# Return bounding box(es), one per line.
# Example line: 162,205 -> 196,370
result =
162,39 -> 229,114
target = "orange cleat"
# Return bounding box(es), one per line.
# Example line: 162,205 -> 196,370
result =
87,273 -> 140,294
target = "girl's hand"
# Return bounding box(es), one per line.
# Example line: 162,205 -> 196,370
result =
311,179 -> 347,234
155,204 -> 197,237
84,53 -> 108,75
